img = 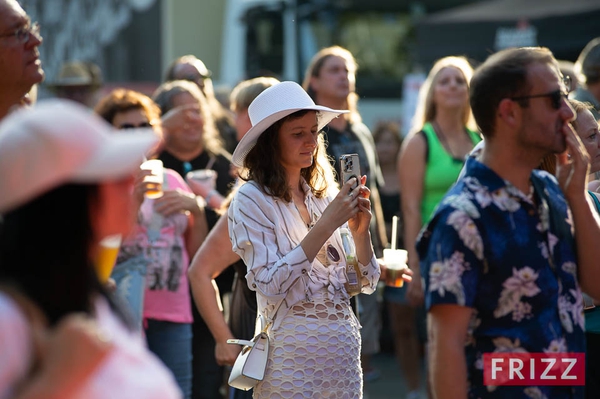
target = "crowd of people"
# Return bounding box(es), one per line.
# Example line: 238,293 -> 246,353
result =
2,0 -> 600,398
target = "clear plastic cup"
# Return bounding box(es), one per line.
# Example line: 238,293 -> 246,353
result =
140,159 -> 164,199
383,248 -> 408,288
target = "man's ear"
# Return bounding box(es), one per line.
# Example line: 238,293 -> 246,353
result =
497,98 -> 521,129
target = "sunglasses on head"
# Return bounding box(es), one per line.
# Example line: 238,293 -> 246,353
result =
118,122 -> 153,130
510,89 -> 569,110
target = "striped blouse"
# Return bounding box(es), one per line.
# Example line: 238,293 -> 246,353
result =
228,179 -> 380,331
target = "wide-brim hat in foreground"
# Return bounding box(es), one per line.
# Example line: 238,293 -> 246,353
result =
0,99 -> 158,213
231,81 -> 348,167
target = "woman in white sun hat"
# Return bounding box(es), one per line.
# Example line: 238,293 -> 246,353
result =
0,100 -> 182,399
228,81 -> 381,398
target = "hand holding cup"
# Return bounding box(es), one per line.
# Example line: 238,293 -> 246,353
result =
140,159 -> 164,199
382,248 -> 409,287
186,169 -> 217,198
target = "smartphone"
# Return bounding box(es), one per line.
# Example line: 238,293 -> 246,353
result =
339,153 -> 361,190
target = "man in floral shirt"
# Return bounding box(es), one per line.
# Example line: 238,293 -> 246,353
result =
417,47 -> 600,399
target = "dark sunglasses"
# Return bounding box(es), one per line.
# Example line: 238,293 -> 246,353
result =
118,122 -> 153,130
510,89 -> 569,110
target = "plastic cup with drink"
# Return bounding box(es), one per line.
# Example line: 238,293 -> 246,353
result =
95,234 -> 122,283
140,159 -> 164,199
186,169 -> 217,195
384,216 -> 409,287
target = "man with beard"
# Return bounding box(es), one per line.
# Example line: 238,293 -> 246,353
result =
418,47 -> 600,399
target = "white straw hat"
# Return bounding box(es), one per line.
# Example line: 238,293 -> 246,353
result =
231,81 -> 347,167
0,99 -> 159,213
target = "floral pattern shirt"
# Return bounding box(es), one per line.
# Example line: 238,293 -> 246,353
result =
417,157 -> 585,399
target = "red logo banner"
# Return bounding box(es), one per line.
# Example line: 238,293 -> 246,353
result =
483,353 -> 585,386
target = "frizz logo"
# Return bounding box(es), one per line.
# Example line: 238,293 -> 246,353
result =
483,353 -> 585,386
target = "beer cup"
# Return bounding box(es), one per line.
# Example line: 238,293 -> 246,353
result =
95,234 -> 122,283
383,248 -> 408,288
140,159 -> 164,199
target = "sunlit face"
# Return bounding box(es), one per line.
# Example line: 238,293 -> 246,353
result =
278,111 -> 319,173
574,109 -> 600,173
432,66 -> 469,110
167,92 -> 204,149
311,55 -> 355,101
0,0 -> 44,97
516,62 -> 575,155
375,129 -> 401,166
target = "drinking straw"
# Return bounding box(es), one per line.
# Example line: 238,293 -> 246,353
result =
391,215 -> 398,251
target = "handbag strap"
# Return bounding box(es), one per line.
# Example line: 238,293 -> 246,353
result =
260,277 -> 301,333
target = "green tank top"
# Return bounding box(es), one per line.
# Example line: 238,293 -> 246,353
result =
421,122 -> 481,225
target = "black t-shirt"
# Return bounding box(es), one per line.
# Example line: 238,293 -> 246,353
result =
323,123 -> 372,184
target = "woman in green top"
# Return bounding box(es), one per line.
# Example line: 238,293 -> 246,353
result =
398,56 -> 481,308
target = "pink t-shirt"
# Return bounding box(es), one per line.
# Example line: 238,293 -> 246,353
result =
119,169 -> 193,324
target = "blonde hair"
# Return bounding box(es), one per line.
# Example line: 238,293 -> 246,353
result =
302,46 -> 361,124
409,56 -> 477,136
229,76 -> 280,113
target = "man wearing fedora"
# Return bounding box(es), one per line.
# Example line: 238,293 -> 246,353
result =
0,0 -> 44,120
48,60 -> 103,108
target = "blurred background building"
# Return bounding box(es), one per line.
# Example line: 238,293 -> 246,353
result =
21,0 -> 600,134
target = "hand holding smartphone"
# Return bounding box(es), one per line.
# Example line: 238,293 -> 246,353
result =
339,153 -> 361,190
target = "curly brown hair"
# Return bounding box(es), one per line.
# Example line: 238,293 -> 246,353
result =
94,88 -> 161,126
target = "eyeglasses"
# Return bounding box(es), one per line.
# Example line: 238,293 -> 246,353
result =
0,22 -> 41,43
118,122 -> 153,130
510,89 -> 569,110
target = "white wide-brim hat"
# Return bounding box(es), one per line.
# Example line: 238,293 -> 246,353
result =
231,81 -> 348,167
0,99 -> 159,213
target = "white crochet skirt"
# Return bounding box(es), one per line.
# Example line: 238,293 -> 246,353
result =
254,296 -> 362,399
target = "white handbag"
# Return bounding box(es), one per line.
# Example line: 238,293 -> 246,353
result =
227,330 -> 270,390
227,291 -> 289,391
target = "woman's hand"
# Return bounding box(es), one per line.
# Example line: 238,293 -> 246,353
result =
348,175 -> 372,236
215,340 -> 242,367
132,169 -> 153,212
319,177 -> 364,231
154,189 -> 204,217
378,258 -> 413,283
186,171 -> 217,198
160,104 -> 203,135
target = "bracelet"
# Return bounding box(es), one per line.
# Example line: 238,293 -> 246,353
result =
204,189 -> 219,208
